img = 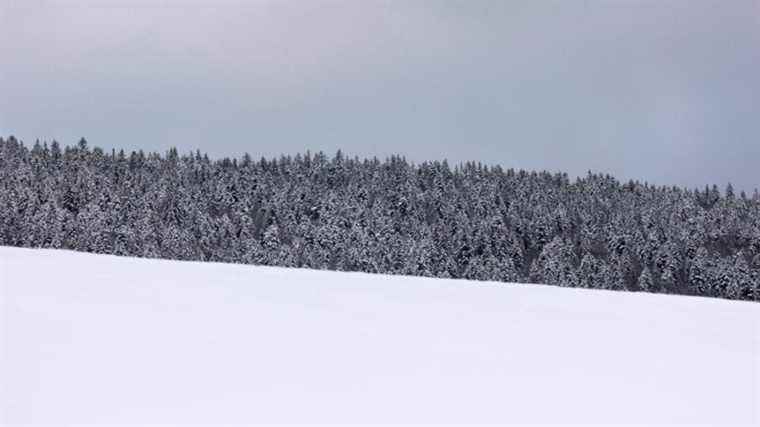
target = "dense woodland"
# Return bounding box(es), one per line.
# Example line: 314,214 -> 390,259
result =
1,136 -> 758,301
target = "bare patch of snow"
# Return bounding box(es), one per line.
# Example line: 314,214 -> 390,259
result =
2,247 -> 758,425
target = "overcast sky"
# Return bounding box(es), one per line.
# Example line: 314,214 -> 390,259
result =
2,0 -> 759,190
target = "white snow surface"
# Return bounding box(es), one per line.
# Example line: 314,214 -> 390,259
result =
1,246 -> 759,425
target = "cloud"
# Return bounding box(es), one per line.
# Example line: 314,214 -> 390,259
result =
1,0 -> 758,190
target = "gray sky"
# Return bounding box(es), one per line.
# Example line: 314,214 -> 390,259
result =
2,0 -> 759,191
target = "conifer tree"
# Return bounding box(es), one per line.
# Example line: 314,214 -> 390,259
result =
1,136 -> 758,301
638,266 -> 656,293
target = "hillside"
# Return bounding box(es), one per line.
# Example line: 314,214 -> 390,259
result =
2,137 -> 759,301
1,247 -> 758,424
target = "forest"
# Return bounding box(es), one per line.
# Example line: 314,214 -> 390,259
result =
1,136 -> 758,300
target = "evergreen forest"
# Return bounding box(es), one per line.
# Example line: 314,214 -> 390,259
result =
1,136 -> 758,301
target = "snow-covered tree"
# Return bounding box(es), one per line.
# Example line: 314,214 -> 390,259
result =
638,266 -> 656,293
1,136 -> 758,300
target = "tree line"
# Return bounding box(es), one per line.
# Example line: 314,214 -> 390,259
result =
1,136 -> 758,300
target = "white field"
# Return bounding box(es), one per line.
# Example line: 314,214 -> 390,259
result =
1,246 -> 758,425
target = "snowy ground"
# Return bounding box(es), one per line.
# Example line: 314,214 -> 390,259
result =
1,247 -> 758,425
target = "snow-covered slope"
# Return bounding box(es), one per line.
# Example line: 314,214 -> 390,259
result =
1,247 -> 758,425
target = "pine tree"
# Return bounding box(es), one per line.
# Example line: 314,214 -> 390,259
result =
262,222 -> 281,265
688,247 -> 711,295
1,136 -> 758,300
638,266 -> 656,293
530,236 -> 579,287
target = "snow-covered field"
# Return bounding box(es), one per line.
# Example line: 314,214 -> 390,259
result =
1,247 -> 758,425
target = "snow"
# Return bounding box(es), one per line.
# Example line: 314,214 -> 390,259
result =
1,246 -> 758,425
